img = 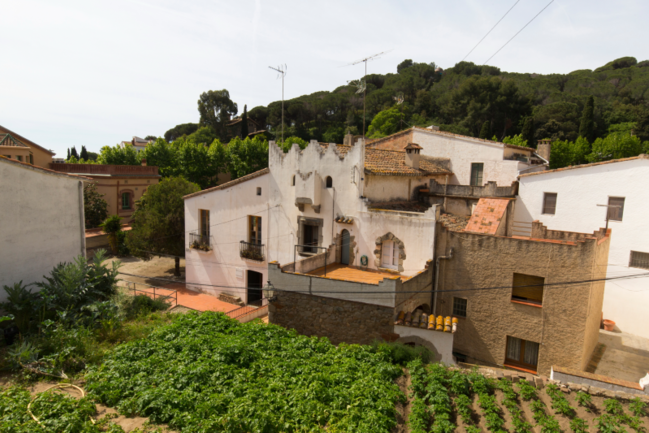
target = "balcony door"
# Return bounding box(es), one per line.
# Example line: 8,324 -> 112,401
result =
247,270 -> 263,306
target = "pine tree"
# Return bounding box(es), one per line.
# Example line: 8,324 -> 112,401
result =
241,105 -> 249,138
80,145 -> 89,161
67,148 -> 71,160
479,121 -> 490,139
71,146 -> 79,158
579,96 -> 595,142
521,117 -> 535,147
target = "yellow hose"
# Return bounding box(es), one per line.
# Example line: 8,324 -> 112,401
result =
27,384 -> 95,426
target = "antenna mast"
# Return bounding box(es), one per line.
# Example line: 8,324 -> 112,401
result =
344,50 -> 390,138
269,65 -> 287,144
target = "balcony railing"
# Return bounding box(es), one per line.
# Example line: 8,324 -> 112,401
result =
189,232 -> 211,251
240,241 -> 265,261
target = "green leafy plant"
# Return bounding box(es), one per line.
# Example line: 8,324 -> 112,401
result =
372,340 -> 432,365
570,417 -> 589,433
630,397 -> 647,417
100,215 -> 123,255
517,379 -> 538,401
605,398 -> 624,416
408,397 -> 429,433
575,391 -> 593,411
545,383 -> 576,418
596,413 -> 626,433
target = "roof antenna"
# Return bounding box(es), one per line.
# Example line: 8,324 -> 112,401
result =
342,50 -> 392,139
268,64 -> 287,144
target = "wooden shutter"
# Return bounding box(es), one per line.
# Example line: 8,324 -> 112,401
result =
608,197 -> 625,221
542,193 -> 557,215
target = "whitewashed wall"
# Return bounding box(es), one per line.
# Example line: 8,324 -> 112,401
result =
0,160 -> 85,301
515,157 -> 649,339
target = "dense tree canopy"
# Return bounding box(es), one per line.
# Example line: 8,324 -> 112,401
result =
198,89 -> 238,141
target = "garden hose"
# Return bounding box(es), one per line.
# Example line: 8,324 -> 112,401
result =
27,383 -> 95,426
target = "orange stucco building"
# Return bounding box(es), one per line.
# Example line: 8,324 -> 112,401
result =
0,124 -> 56,168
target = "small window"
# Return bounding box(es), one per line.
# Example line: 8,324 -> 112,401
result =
505,336 -> 539,371
200,209 -> 210,238
256,187 -> 262,196
542,192 -> 557,215
512,273 -> 544,306
16,155 -> 23,162
326,176 -> 333,188
249,216 -> 262,245
608,197 -> 625,221
630,251 -> 649,269
470,163 -> 484,186
452,298 -> 467,318
29,154 -> 33,164
121,192 -> 131,210
292,175 -> 296,186
381,240 -> 399,270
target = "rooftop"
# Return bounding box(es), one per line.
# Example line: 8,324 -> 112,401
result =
0,133 -> 29,148
0,124 -> 55,155
184,167 -> 270,199
463,198 -> 509,235
364,148 -> 452,177
305,263 -> 409,284
519,154 -> 649,178
438,213 -> 470,232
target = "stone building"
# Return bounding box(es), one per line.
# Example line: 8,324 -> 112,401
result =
50,161 -> 161,221
0,124 -> 56,168
434,200 -> 611,376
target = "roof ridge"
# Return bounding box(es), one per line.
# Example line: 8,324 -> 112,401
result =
183,167 -> 270,199
519,154 -> 649,178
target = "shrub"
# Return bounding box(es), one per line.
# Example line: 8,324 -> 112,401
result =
408,397 -> 429,433
122,295 -> 170,320
371,340 -> 433,365
604,398 -> 624,416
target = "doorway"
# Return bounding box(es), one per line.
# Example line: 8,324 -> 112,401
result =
247,270 -> 263,306
341,229 -> 350,265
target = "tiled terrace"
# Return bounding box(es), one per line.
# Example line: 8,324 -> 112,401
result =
305,263 -> 409,284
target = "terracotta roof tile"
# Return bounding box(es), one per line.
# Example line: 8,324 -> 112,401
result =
519,154 -> 649,178
365,148 -> 451,177
464,198 -> 509,235
183,167 -> 270,199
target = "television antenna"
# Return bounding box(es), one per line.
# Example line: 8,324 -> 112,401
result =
343,50 -> 391,138
268,64 -> 287,143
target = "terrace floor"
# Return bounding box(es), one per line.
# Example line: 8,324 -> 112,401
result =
585,329 -> 649,383
305,263 -> 409,284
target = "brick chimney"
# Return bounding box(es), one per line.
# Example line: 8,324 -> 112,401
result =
141,158 -> 147,166
404,143 -> 422,169
536,139 -> 551,163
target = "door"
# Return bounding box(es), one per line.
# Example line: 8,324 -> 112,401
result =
247,270 -> 263,305
341,230 -> 350,265
303,225 -> 318,253
381,240 -> 399,270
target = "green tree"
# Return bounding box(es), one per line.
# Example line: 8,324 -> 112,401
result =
479,121 -> 490,139
588,132 -> 643,162
187,126 -> 219,146
83,183 -> 109,229
502,134 -> 528,147
549,136 -> 591,169
100,215 -> 122,255
367,107 -> 404,139
71,146 -> 79,159
164,123 -> 199,142
97,144 -> 140,165
521,117 -> 534,147
80,145 -> 89,160
397,59 -> 414,73
67,148 -> 71,160
226,136 -> 269,179
279,136 -> 308,152
579,96 -> 595,142
126,177 -> 200,276
241,105 -> 249,138
139,138 -> 179,177
145,135 -> 157,141
198,89 -> 238,141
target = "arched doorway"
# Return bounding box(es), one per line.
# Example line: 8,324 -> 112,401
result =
247,270 -> 263,306
341,229 -> 351,265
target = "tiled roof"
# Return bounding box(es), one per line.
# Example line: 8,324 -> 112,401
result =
519,154 -> 649,178
183,167 -> 270,199
0,133 -> 29,148
438,213 -> 470,232
365,148 -> 452,176
0,155 -> 91,180
317,143 -> 353,157
0,125 -> 55,155
463,198 -> 509,235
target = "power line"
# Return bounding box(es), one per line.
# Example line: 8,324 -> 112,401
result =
461,0 -> 520,62
484,0 -> 555,65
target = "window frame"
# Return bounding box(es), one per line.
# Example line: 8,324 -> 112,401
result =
325,176 -> 333,188
511,273 -> 544,307
470,162 -> 484,187
542,192 -> 557,215
256,187 -> 262,196
452,297 -> 467,318
248,215 -> 262,245
381,240 -> 399,270
199,209 -> 210,238
505,336 -> 540,372
629,251 -> 649,270
121,192 -> 131,210
607,196 -> 625,222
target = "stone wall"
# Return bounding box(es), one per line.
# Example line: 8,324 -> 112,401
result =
268,291 -> 396,345
427,179 -> 518,198
395,261 -> 434,314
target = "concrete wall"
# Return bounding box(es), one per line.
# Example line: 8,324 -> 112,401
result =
515,157 -> 649,339
184,172 -> 271,303
434,225 -> 610,376
0,160 -> 85,301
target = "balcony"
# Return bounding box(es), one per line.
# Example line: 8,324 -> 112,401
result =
240,241 -> 265,262
189,232 -> 211,252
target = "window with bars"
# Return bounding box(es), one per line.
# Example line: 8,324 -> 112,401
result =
505,336 -> 539,371
630,251 -> 649,269
470,163 -> 484,186
542,192 -> 557,215
452,297 -> 467,317
608,197 -> 625,221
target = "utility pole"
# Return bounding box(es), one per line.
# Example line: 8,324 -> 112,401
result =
269,65 -> 287,144
344,50 -> 390,138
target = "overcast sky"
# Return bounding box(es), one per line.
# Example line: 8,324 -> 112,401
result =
2,0 -> 648,157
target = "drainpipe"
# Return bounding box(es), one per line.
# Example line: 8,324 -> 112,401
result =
433,247 -> 453,316
78,181 -> 86,257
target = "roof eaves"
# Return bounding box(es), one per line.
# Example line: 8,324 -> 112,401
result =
0,125 -> 56,155
518,154 -> 649,178
183,167 -> 270,199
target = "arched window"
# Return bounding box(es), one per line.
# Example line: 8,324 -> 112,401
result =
121,192 -> 132,210
292,175 -> 296,186
325,176 -> 333,188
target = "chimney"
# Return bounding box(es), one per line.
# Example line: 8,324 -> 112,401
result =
404,143 -> 422,169
536,139 -> 551,163
141,158 -> 147,166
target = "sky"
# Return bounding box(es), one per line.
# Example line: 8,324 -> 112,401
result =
1,0 -> 648,157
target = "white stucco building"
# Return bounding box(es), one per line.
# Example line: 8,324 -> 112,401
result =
0,156 -> 87,301
514,155 -> 649,339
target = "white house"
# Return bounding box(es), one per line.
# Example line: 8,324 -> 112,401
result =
514,154 -> 649,339
0,156 -> 87,301
366,127 -> 548,186
120,136 -> 152,153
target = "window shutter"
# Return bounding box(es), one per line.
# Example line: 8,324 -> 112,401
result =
543,193 -> 557,214
382,241 -> 393,267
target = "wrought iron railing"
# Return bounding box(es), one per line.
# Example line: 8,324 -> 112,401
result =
240,241 -> 265,261
189,232 -> 211,251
